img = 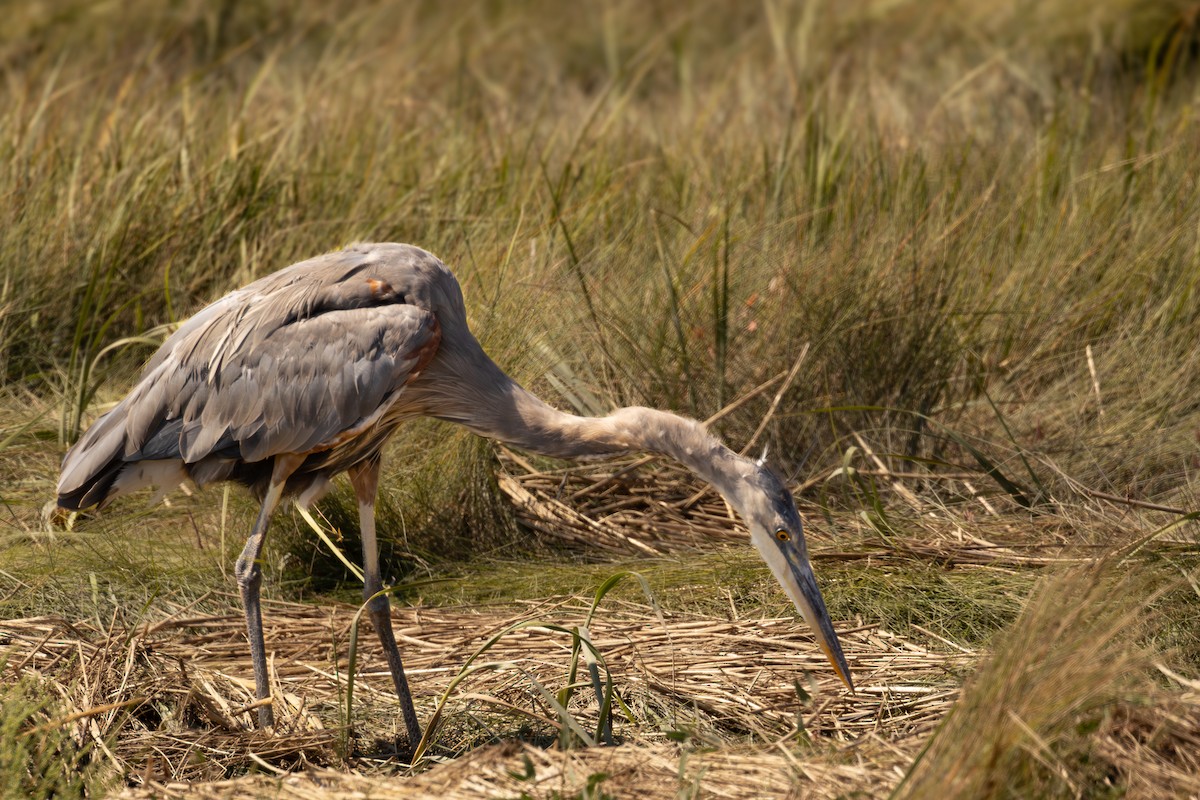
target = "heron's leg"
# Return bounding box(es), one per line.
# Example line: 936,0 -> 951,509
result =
234,453 -> 303,729
348,456 -> 422,747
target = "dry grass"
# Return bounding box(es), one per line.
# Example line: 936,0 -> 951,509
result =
1,584 -> 960,778
0,600 -> 888,790
4,533 -> 1197,798
118,743 -> 900,799
4,450 -> 1199,797
902,563 -> 1200,800
495,448 -> 1113,567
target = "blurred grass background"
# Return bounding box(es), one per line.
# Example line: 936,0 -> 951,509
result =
2,0 -> 1200,797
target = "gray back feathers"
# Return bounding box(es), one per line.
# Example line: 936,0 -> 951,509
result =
58,244 -> 458,508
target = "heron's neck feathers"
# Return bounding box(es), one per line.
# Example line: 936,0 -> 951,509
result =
413,335 -> 761,514
488,383 -> 759,515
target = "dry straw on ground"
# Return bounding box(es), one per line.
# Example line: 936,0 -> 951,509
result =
121,741 -> 902,800
6,582 -> 1196,798
2,585 -> 960,793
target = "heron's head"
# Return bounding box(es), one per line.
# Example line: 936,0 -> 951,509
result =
738,463 -> 854,692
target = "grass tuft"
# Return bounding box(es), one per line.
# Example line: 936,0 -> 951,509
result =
897,562 -> 1168,799
0,675 -> 109,799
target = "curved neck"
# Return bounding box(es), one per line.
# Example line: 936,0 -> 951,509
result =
417,345 -> 759,514
511,395 -> 759,513
516,399 -> 744,482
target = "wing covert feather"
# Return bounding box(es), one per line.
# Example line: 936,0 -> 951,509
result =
124,303 -> 438,465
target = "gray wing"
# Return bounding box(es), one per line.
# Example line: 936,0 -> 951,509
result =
58,248 -> 440,504
125,302 -> 439,465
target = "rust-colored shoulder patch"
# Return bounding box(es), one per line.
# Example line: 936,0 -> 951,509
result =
367,278 -> 392,297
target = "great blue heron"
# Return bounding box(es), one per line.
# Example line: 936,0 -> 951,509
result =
57,243 -> 853,745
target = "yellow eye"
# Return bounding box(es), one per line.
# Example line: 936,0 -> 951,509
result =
775,530 -> 791,542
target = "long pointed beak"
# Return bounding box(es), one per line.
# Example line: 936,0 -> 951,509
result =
785,552 -> 854,691
761,536 -> 854,692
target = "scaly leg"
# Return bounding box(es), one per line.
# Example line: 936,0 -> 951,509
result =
234,454 -> 303,729
348,456 -> 422,747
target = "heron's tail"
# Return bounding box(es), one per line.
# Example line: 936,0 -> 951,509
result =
57,404 -> 131,510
